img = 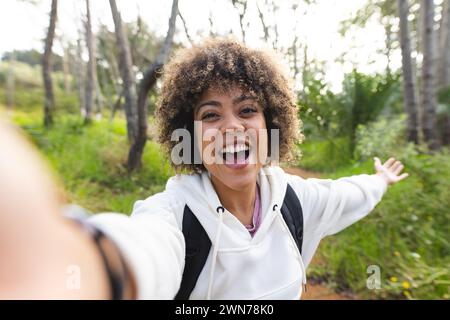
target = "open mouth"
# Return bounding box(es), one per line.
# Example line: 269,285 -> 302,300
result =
220,143 -> 250,165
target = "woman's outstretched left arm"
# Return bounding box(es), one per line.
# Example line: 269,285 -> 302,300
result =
288,156 -> 409,265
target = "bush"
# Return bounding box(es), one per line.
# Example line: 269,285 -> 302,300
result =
309,149 -> 450,299
354,113 -> 418,162
0,61 -> 42,88
297,137 -> 352,172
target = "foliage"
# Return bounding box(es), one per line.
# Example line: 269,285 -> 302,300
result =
9,110 -> 174,214
2,30 -> 448,299
298,71 -> 402,171
0,60 -> 42,88
298,137 -> 352,172
308,148 -> 450,300
340,71 -> 402,151
354,113 -> 418,161
1,49 -> 64,72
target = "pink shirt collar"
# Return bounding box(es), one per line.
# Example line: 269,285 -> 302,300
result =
244,183 -> 261,237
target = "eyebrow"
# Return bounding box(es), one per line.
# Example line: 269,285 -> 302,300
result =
195,94 -> 257,114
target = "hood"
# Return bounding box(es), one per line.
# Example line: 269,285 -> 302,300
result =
165,165 -> 289,249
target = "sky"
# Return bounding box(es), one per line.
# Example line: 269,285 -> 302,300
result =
0,0 -> 401,92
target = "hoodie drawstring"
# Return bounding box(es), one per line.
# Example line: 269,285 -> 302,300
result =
206,204 -> 306,299
206,205 -> 225,300
273,204 -> 307,293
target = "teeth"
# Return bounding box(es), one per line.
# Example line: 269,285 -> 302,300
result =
222,144 -> 249,154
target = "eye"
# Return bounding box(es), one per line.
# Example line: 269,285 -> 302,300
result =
240,106 -> 257,116
201,112 -> 219,121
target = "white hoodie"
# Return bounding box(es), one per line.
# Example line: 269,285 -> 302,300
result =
86,165 -> 388,300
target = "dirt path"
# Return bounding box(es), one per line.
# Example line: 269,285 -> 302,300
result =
282,166 -> 357,300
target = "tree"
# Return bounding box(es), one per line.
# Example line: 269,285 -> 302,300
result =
420,0 -> 440,150
109,0 -> 139,144
232,0 -> 249,44
96,24 -> 121,120
6,51 -> 16,110
84,0 -> 95,123
340,0 -> 400,77
57,36 -> 72,94
342,71 -> 400,155
42,0 -> 58,127
95,20 -> 163,122
439,0 -> 450,89
254,0 -> 282,50
178,9 -> 194,45
397,0 -> 420,143
127,0 -> 179,171
438,0 -> 450,145
75,36 -> 86,117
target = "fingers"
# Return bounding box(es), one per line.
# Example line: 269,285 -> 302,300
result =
383,157 -> 396,168
383,157 -> 406,173
373,157 -> 381,169
392,163 -> 404,175
397,172 -> 409,181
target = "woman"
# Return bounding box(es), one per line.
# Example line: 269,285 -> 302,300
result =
0,38 -> 408,300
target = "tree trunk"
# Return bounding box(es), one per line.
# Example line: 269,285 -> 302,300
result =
420,0 -> 440,150
6,52 -> 15,110
109,0 -> 138,144
256,3 -> 269,42
84,0 -> 94,123
103,43 -> 122,119
127,0 -> 179,171
232,0 -> 248,44
95,73 -> 104,119
75,37 -> 85,117
110,90 -> 124,123
385,23 -> 393,77
178,10 -> 194,45
62,46 -> 71,93
438,0 -> 450,145
302,43 -> 309,104
397,0 -> 420,144
42,0 -> 58,128
438,0 -> 450,88
99,66 -> 113,117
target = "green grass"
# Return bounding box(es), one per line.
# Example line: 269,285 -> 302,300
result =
297,136 -> 353,172
7,108 -> 174,214
308,151 -> 450,299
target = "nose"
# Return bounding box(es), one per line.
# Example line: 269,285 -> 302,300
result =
220,112 -> 245,134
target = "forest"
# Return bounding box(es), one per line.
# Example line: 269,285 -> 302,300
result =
0,0 -> 449,300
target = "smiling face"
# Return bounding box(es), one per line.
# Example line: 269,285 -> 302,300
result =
194,86 -> 268,191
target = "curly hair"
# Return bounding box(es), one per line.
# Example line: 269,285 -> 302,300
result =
155,37 -> 304,173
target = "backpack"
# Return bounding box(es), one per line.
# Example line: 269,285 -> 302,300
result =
174,184 -> 303,300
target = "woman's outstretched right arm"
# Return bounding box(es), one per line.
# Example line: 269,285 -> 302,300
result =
0,119 -> 114,299
0,119 -> 185,299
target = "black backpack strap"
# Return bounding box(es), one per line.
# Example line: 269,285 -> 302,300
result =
174,205 -> 211,300
280,184 -> 304,255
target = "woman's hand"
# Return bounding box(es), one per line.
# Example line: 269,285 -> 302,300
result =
0,119 -> 110,299
373,156 -> 409,186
